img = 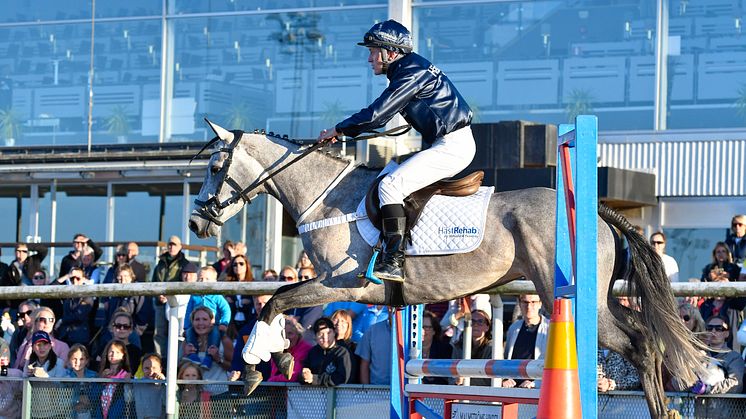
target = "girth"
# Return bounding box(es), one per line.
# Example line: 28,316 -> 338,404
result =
364,170 -> 484,230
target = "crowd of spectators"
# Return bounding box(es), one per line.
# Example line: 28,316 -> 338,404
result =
0,214 -> 744,416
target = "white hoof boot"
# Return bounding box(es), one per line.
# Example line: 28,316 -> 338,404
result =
242,314 -> 288,365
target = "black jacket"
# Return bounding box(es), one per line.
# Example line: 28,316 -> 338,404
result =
59,239 -> 103,277
336,52 -> 472,146
302,344 -> 352,386
725,235 -> 746,265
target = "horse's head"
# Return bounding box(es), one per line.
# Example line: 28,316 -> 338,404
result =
189,119 -> 265,238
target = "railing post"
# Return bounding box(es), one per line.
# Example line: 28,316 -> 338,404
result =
21,378 -> 31,419
166,296 -> 184,419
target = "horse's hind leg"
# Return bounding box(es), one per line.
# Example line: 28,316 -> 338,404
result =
636,351 -> 672,419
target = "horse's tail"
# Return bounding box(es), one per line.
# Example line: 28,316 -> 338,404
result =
598,204 -> 707,385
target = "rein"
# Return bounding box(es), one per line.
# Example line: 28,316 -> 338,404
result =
192,124 -> 411,227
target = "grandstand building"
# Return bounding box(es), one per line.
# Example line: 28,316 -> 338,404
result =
0,0 -> 743,280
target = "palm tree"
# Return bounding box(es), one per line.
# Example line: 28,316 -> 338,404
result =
105,105 -> 131,142
564,88 -> 595,123
736,83 -> 746,123
0,107 -> 22,146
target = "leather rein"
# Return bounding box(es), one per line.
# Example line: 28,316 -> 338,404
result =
192,125 -> 411,226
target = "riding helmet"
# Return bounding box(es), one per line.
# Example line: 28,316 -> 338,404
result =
357,19 -> 413,54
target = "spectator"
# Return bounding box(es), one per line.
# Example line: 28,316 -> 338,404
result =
267,315 -> 312,382
421,310 -> 452,385
96,311 -> 142,373
59,234 -> 102,277
222,255 -> 254,333
212,241 -> 235,275
452,309 -> 493,386
278,266 -> 297,282
440,294 -> 491,345
14,306 -> 69,370
301,317 -> 352,386
725,214 -> 746,266
23,331 -> 66,378
229,294 -> 272,382
0,337 -> 23,419
98,339 -> 132,419
66,344 -> 96,419
331,309 -> 359,383
295,250 -> 313,272
57,271 -> 95,345
285,301 -> 324,345
28,269 -> 64,320
503,295 -> 549,387
184,266 -> 231,333
166,262 -> 200,340
102,244 -> 130,284
177,361 -> 211,418
11,242 -> 47,286
0,310 -> 14,343
323,302 -> 376,344
356,316 -> 391,385
690,316 -> 743,396
152,235 -> 189,356
105,264 -> 151,341
679,302 -> 706,333
9,300 -> 37,367
298,266 -> 316,281
67,343 -> 97,378
0,254 -> 21,315
181,306 -> 232,395
133,353 -> 166,419
126,242 -> 147,283
650,232 -> 679,282
80,246 -> 104,284
233,242 -> 247,256
702,242 -> 741,283
597,296 -> 641,392
700,297 -> 738,349
261,269 -> 278,281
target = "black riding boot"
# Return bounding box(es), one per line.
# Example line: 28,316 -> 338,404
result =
373,204 -> 407,282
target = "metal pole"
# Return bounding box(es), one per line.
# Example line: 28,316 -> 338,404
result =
106,182 -> 115,262
654,0 -> 669,130
49,180 -> 57,278
490,294 -> 504,387
29,184 -> 39,242
165,296 -> 182,419
462,312 -> 472,387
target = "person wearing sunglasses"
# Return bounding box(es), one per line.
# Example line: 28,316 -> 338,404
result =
58,233 -> 102,277
223,255 -> 254,332
13,306 -> 69,370
56,267 -> 95,346
678,302 -> 705,334
726,214 -> 746,268
649,232 -> 679,283
687,316 -> 743,398
11,242 -> 47,287
8,300 -> 38,368
92,311 -> 141,374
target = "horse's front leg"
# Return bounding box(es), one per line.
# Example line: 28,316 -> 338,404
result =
242,273 -> 380,395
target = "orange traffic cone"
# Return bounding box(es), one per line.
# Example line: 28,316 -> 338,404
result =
536,298 -> 582,419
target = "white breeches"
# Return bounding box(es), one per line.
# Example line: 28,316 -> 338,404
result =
378,126 -> 476,206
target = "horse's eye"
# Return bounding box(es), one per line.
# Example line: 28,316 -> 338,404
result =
210,164 -> 221,175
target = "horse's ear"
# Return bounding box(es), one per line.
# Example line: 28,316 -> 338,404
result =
204,118 -> 235,142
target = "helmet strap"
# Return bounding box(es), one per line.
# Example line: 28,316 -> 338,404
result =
380,48 -> 392,72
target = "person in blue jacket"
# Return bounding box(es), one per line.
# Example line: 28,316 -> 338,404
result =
318,19 -> 475,283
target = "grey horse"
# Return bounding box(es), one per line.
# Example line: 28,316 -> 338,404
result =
188,120 -> 707,419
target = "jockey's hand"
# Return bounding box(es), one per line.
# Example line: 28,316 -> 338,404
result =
317,127 -> 339,144
502,378 -> 517,388
518,380 -> 535,389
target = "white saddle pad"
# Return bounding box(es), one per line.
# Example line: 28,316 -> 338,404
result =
355,185 -> 494,256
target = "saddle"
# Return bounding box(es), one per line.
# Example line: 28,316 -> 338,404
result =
365,171 -> 484,230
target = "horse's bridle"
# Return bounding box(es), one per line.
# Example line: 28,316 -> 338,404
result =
192,125 -> 412,227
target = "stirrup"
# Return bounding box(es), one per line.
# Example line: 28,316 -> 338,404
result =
364,248 -> 383,284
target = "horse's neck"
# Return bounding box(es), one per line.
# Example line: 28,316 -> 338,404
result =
242,138 -> 353,223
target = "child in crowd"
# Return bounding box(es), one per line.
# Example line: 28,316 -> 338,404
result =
134,353 -> 166,419
99,339 -> 132,419
0,337 -> 23,419
66,344 -> 96,419
177,361 -> 211,419
183,266 -> 231,334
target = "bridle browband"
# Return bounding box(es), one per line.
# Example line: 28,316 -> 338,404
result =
191,125 -> 411,227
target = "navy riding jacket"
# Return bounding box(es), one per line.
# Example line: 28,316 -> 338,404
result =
336,52 -> 472,146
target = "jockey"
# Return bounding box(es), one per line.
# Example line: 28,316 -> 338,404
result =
317,19 -> 475,283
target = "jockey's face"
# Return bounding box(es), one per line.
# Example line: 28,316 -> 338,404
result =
367,47 -> 397,75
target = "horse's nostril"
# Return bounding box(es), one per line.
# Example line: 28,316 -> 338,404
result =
188,219 -> 198,232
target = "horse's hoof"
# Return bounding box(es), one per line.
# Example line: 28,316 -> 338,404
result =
243,370 -> 263,396
276,352 -> 295,380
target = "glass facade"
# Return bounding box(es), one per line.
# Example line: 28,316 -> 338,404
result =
1,0 -> 743,273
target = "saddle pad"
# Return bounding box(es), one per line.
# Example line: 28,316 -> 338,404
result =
356,185 -> 494,256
